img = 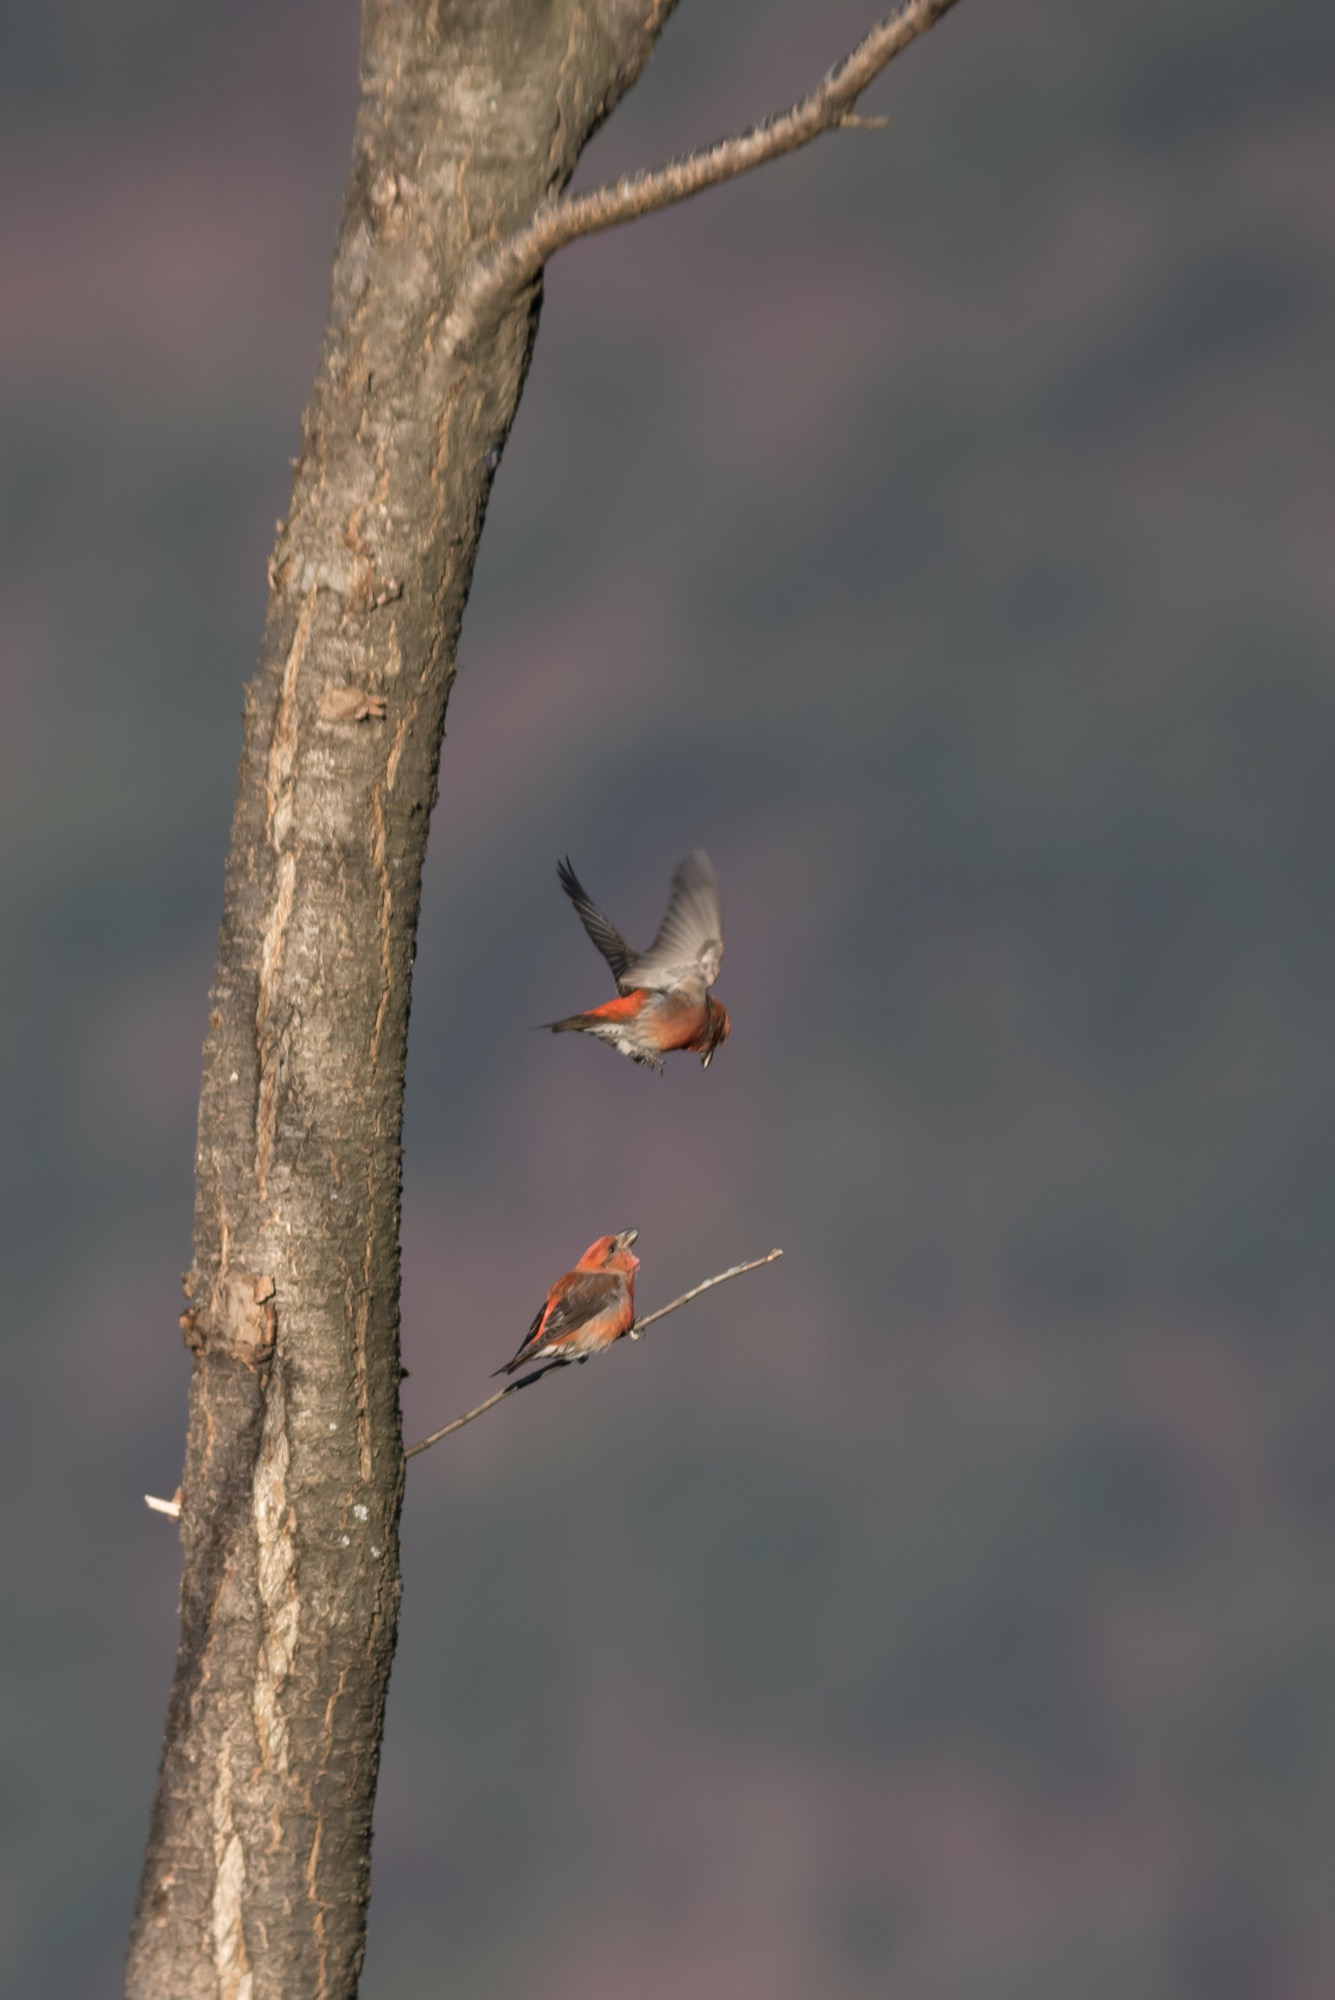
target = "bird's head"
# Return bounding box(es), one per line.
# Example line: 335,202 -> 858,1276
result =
700,997 -> 731,1069
579,1228 -> 640,1274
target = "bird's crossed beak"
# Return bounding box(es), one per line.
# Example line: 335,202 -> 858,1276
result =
615,1229 -> 639,1250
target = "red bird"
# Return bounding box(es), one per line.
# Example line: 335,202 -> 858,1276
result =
548,850 -> 730,1070
495,1230 -> 640,1376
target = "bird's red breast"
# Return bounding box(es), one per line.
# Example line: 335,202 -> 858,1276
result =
496,1230 -> 640,1376
551,987 -> 727,1066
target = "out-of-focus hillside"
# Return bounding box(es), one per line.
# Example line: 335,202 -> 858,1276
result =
2,1 -> 1335,1994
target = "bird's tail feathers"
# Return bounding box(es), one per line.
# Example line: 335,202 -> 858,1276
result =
493,1345 -> 562,1379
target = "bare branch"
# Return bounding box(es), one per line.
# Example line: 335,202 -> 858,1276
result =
402,1358 -> 571,1459
624,1248 -> 785,1338
443,0 -> 962,349
404,1248 -> 783,1460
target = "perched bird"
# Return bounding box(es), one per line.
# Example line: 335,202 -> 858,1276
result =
548,849 -> 730,1070
495,1230 -> 640,1376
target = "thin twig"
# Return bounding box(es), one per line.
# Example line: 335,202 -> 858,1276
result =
624,1249 -> 784,1339
443,0 -> 962,349
404,1249 -> 783,1460
403,1356 -> 571,1459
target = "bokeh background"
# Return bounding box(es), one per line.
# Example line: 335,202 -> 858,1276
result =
4,0 -> 1335,1993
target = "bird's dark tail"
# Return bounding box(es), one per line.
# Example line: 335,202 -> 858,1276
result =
544,1013 -> 593,1035
492,1350 -> 571,1380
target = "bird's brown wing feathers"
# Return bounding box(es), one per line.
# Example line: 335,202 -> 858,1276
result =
535,1270 -> 624,1345
499,1270 -> 627,1373
632,849 -> 724,991
557,858 -> 638,990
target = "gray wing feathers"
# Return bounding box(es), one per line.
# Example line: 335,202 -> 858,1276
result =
559,849 -> 724,993
557,857 -> 638,987
633,849 -> 725,990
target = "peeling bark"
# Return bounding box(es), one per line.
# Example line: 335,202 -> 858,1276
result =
126,5 -> 677,1994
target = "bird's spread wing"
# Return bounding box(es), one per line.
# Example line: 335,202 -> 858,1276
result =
632,850 -> 724,991
558,858 -> 638,989
533,1271 -> 624,1348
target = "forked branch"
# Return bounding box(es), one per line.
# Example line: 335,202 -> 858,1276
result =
443,0 -> 963,348
404,1248 -> 783,1459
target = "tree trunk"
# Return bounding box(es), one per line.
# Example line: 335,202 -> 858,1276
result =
126,6 -> 674,1995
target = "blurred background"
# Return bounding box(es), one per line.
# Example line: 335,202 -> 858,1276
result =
4,0 -> 1335,1993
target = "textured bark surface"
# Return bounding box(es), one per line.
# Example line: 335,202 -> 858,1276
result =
126,6 -> 675,1996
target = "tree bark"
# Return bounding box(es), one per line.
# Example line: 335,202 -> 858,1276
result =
126,6 -> 675,1995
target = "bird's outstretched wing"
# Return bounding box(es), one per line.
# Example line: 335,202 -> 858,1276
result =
557,858 -> 638,990
632,850 -> 724,991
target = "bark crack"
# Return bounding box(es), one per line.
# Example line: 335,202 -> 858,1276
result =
252,1361 -> 300,1786
265,587 -> 315,849
384,704 -> 412,793
353,1232 -> 374,1485
210,1742 -> 254,2000
308,1813 -> 330,2000
255,851 -> 298,1199
368,779 -> 393,1072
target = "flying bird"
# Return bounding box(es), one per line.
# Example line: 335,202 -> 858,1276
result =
495,1230 -> 640,1376
548,849 -> 730,1070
